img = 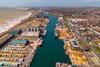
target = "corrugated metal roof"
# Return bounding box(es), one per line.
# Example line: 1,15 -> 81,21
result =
10,39 -> 28,44
10,29 -> 21,33
9,29 -> 21,35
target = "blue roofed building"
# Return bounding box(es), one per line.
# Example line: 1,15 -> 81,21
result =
10,39 -> 29,45
9,29 -> 22,36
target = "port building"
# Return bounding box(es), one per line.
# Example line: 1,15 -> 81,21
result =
10,39 -> 29,45
9,29 -> 22,36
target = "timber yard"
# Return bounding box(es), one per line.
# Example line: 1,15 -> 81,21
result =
0,7 -> 100,67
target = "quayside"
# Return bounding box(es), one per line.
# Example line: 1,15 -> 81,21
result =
30,15 -> 71,67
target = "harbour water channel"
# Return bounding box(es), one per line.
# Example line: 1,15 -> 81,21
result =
30,15 -> 71,67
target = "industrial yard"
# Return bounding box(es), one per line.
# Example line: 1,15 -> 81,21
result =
0,10 -> 49,67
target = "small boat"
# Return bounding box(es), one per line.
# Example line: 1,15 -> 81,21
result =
56,24 -> 58,27
43,30 -> 47,36
65,51 -> 68,55
55,32 -> 58,37
38,39 -> 43,46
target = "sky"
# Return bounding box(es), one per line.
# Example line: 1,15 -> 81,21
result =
0,0 -> 100,7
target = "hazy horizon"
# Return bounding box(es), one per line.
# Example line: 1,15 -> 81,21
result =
0,0 -> 100,7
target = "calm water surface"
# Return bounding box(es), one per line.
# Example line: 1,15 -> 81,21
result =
30,15 -> 71,67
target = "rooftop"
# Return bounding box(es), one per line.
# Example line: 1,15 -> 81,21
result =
10,39 -> 28,45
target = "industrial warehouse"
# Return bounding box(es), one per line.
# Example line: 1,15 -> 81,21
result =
0,11 -> 49,67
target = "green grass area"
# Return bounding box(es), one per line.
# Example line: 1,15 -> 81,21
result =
79,40 -> 88,47
92,45 -> 100,53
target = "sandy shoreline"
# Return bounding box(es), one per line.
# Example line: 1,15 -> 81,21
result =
0,9 -> 30,24
0,12 -> 32,36
0,20 -> 4,25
